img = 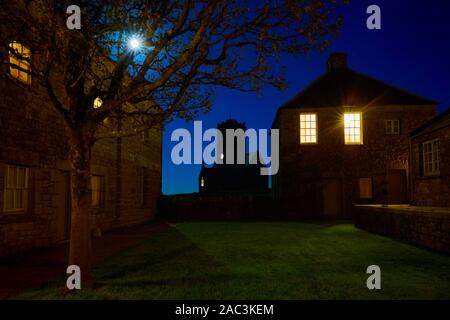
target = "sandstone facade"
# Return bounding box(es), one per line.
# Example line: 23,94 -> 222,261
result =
0,49 -> 162,257
410,109 -> 450,207
272,53 -> 437,218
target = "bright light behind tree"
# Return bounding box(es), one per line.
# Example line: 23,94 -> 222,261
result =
128,36 -> 142,51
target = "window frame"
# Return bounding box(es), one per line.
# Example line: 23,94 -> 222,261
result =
3,165 -> 29,213
422,139 -> 440,176
344,112 -> 363,145
299,112 -> 318,145
385,119 -> 400,135
9,42 -> 32,85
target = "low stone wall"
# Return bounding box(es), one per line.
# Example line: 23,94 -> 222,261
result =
159,194 -> 278,221
158,194 -> 344,221
355,205 -> 450,254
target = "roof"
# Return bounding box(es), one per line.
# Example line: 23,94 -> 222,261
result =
282,68 -> 436,109
272,59 -> 437,127
411,107 -> 450,137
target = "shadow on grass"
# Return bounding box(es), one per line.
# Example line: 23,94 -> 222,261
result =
14,227 -> 236,299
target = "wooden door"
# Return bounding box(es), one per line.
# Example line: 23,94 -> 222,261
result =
387,170 -> 408,204
323,179 -> 342,217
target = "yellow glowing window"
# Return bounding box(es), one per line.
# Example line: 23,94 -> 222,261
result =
344,113 -> 362,144
300,113 -> 317,144
9,42 -> 31,85
91,175 -> 105,207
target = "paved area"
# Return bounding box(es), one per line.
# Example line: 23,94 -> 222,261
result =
0,221 -> 168,299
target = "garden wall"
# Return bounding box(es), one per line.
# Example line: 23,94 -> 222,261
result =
159,194 -> 330,221
355,205 -> 450,254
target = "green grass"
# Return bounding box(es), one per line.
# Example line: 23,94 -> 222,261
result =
15,223 -> 450,299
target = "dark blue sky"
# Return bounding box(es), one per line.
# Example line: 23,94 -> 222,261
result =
162,0 -> 450,195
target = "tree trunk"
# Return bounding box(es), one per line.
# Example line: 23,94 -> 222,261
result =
68,128 -> 94,288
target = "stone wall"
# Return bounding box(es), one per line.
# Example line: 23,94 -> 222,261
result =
410,126 -> 450,207
159,194 -> 342,221
0,54 -> 162,257
355,205 -> 450,254
159,194 -> 276,221
273,105 -> 436,217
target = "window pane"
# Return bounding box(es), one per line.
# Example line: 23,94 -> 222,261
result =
3,165 -> 29,212
91,175 -> 105,207
9,42 -> 31,84
8,166 -> 16,188
17,168 -> 25,188
300,113 -> 318,144
17,190 -> 23,209
92,191 -> 100,207
344,113 -> 362,144
5,189 -> 12,210
423,140 -> 440,175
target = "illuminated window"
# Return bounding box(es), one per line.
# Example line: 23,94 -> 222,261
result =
93,97 -> 103,109
200,177 -> 205,187
422,139 -> 439,176
344,112 -> 362,144
385,120 -> 400,134
300,113 -> 317,144
4,165 -> 29,213
91,175 -> 105,207
9,42 -> 31,85
359,178 -> 373,199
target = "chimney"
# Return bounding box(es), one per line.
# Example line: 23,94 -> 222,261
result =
327,53 -> 348,71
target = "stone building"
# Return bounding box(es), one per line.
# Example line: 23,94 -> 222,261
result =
199,119 -> 269,194
0,41 -> 162,256
410,107 -> 450,207
272,53 -> 437,218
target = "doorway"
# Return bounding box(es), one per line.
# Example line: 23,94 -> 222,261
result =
322,179 -> 342,216
387,169 -> 408,204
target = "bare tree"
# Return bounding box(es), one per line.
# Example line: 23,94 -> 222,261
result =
0,0 -> 348,286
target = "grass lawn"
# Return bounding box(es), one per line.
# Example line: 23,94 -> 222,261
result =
14,223 -> 450,299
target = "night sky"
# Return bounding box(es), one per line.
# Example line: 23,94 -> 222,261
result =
162,0 -> 450,195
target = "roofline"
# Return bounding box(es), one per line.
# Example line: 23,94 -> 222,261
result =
280,67 -> 438,110
411,106 -> 450,137
271,66 -> 438,129
349,68 -> 438,106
